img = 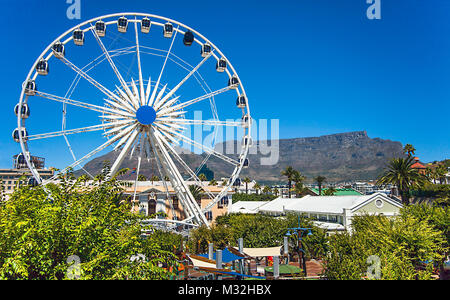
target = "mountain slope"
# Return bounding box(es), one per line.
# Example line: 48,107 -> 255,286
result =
75,131 -> 404,183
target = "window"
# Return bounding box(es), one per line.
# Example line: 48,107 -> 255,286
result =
375,199 -> 384,208
328,215 -> 338,223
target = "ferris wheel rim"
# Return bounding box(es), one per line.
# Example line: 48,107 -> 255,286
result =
16,12 -> 252,227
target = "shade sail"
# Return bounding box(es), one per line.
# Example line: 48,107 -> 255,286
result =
197,247 -> 245,263
188,256 -> 216,269
233,246 -> 283,257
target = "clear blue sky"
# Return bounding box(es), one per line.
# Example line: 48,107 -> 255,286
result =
1,0 -> 449,169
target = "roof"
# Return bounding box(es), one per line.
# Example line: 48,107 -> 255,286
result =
188,256 -> 216,268
284,193 -> 402,215
309,188 -> 361,196
258,197 -> 295,213
284,195 -> 373,214
229,201 -> 268,214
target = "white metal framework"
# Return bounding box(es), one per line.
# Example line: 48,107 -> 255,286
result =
15,13 -> 251,229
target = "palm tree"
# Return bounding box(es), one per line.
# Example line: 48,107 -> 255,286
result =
164,176 -> 170,182
221,179 -> 228,187
263,186 -> 271,195
189,185 -> 204,202
272,188 -> 279,196
322,186 -> 337,196
137,174 -> 147,181
403,144 -> 416,157
435,164 -> 448,185
377,156 -> 427,205
209,179 -> 218,186
150,175 -> 160,185
314,176 -> 327,195
281,166 -> 296,198
243,177 -> 251,194
198,173 -> 207,182
254,182 -> 261,195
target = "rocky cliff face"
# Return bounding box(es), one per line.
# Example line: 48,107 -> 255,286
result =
75,131 -> 404,183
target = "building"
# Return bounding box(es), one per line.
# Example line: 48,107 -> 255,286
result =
234,193 -> 403,233
307,188 -> 362,196
411,157 -> 427,175
122,181 -> 232,224
0,155 -> 54,199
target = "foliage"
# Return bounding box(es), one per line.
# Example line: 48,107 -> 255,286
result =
324,212 -> 447,280
188,213 -> 328,259
377,156 -> 427,205
314,176 -> 327,195
188,185 -> 204,202
231,193 -> 276,203
0,173 -> 179,280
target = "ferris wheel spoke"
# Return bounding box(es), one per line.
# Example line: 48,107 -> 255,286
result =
157,86 -> 234,117
153,130 -> 215,200
89,24 -> 135,102
59,56 -> 123,104
43,124 -> 135,183
150,128 -> 209,226
134,18 -> 146,107
148,26 -> 179,106
35,91 -> 133,118
154,123 -> 239,167
109,129 -> 140,176
27,123 -> 123,141
157,118 -> 242,127
154,52 -> 213,111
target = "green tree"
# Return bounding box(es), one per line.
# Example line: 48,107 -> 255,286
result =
254,182 -> 261,195
292,171 -> 306,197
150,175 -> 160,185
263,186 -> 271,195
209,179 -> 218,186
281,166 -> 296,198
189,185 -> 204,202
377,156 -> 427,205
0,172 -> 178,280
137,174 -> 147,181
198,174 -> 207,182
435,164 -> 448,185
243,177 -> 251,194
403,144 -> 416,156
322,186 -> 337,196
314,176 -> 327,195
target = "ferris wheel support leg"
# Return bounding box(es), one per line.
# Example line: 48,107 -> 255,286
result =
149,129 -> 209,227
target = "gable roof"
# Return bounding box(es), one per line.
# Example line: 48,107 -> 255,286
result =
258,197 -> 296,213
284,194 -> 374,214
229,201 -> 267,214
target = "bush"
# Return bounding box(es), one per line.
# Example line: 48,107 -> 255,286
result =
0,175 -> 179,280
231,193 -> 277,203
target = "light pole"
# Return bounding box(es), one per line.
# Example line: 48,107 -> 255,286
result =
286,216 -> 312,277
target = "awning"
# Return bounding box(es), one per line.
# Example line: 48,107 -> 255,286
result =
233,246 -> 283,258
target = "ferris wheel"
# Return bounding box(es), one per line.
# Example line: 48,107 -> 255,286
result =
14,13 -> 252,228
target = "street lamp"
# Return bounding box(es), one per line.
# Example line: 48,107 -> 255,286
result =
285,216 -> 313,277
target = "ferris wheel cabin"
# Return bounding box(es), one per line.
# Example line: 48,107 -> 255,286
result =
12,128 -> 28,143
95,20 -> 106,37
163,22 -> 174,38
228,75 -> 240,89
216,57 -> 227,72
14,103 -> 30,119
36,59 -> 49,76
242,114 -> 250,128
118,16 -> 128,33
73,28 -> 85,46
201,43 -> 212,57
52,41 -> 65,59
24,80 -> 36,96
141,17 -> 151,33
236,95 -> 246,108
183,30 -> 194,46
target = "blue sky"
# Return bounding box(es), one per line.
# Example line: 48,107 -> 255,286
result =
1,0 -> 449,169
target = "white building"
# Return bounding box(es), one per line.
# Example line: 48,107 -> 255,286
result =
229,201 -> 267,214
232,193 -> 403,233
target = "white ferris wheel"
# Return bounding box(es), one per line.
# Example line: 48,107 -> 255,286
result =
14,13 -> 252,228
